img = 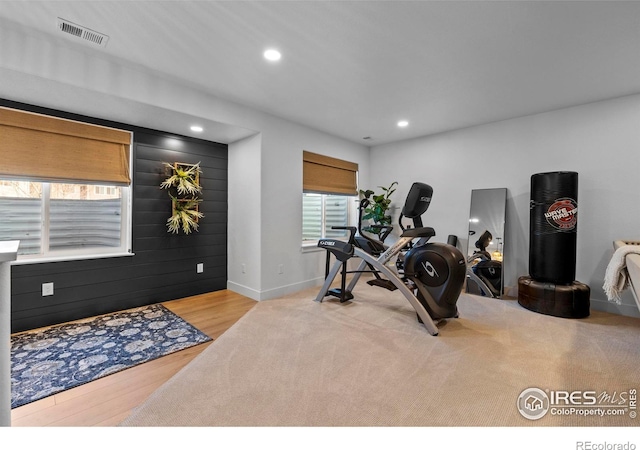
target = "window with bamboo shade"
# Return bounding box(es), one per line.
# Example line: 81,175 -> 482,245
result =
302,151 -> 358,243
302,151 -> 358,196
0,107 -> 132,261
0,106 -> 131,184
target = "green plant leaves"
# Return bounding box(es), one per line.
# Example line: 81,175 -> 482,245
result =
358,181 -> 397,239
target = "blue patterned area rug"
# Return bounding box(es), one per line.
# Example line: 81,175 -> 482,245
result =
11,303 -> 211,409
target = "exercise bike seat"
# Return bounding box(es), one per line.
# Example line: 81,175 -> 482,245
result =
401,226 -> 435,239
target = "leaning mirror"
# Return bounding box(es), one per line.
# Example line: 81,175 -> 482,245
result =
465,188 -> 507,298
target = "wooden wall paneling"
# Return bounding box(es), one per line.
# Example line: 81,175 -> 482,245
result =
3,100 -> 228,333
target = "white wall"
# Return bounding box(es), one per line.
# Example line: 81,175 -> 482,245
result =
227,115 -> 370,300
228,133 -> 262,298
255,117 -> 370,299
370,95 -> 640,317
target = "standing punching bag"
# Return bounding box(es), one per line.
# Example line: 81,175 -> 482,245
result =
518,171 -> 590,318
529,171 -> 578,283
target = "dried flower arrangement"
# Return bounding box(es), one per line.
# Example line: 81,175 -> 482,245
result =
160,162 -> 204,234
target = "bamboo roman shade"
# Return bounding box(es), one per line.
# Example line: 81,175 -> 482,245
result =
0,107 -> 132,185
303,151 -> 358,196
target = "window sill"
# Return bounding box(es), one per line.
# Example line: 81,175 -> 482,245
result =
11,251 -> 135,266
301,242 -> 322,253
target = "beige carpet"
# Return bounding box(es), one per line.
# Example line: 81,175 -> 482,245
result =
121,284 -> 640,427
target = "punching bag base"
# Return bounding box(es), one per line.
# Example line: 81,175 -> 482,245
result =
517,276 -> 590,318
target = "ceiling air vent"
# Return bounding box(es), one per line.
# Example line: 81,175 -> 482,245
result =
57,18 -> 109,48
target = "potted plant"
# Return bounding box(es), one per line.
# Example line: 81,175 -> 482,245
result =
359,181 -> 398,240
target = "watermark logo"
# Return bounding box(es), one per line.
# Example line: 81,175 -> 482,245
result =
576,442 -> 636,450
517,387 -> 549,420
517,387 -> 637,420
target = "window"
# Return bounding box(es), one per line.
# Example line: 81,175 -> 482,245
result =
302,151 -> 358,244
0,180 -> 129,259
0,106 -> 132,261
302,193 -> 352,242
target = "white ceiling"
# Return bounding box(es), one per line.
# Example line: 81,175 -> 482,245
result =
1,1 -> 640,146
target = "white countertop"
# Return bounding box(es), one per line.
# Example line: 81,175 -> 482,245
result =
0,241 -> 19,263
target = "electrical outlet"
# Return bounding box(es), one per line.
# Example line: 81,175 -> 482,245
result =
241,263 -> 246,274
278,264 -> 284,274
197,263 -> 204,273
42,282 -> 54,296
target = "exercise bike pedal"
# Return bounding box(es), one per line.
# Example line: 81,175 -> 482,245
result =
327,288 -> 354,303
366,278 -> 398,291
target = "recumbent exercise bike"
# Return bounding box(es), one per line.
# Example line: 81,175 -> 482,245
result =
315,182 -> 466,335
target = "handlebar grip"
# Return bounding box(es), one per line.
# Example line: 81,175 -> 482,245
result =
331,226 -> 357,243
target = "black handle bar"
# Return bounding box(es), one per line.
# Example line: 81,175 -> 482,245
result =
331,226 -> 357,244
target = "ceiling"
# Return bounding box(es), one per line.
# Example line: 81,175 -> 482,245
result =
1,1 -> 640,146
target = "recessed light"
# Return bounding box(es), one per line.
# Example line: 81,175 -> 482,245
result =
190,125 -> 203,132
397,120 -> 409,128
264,49 -> 282,62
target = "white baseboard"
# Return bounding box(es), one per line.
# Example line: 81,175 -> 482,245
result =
226,281 -> 262,301
503,285 -> 516,298
227,277 -> 324,301
589,297 -> 640,318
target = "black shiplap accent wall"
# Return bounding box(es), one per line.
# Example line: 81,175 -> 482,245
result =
3,100 -> 228,333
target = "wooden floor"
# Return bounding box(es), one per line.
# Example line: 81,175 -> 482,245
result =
10,290 -> 257,427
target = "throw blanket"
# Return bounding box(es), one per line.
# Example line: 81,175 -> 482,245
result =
603,245 -> 640,304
